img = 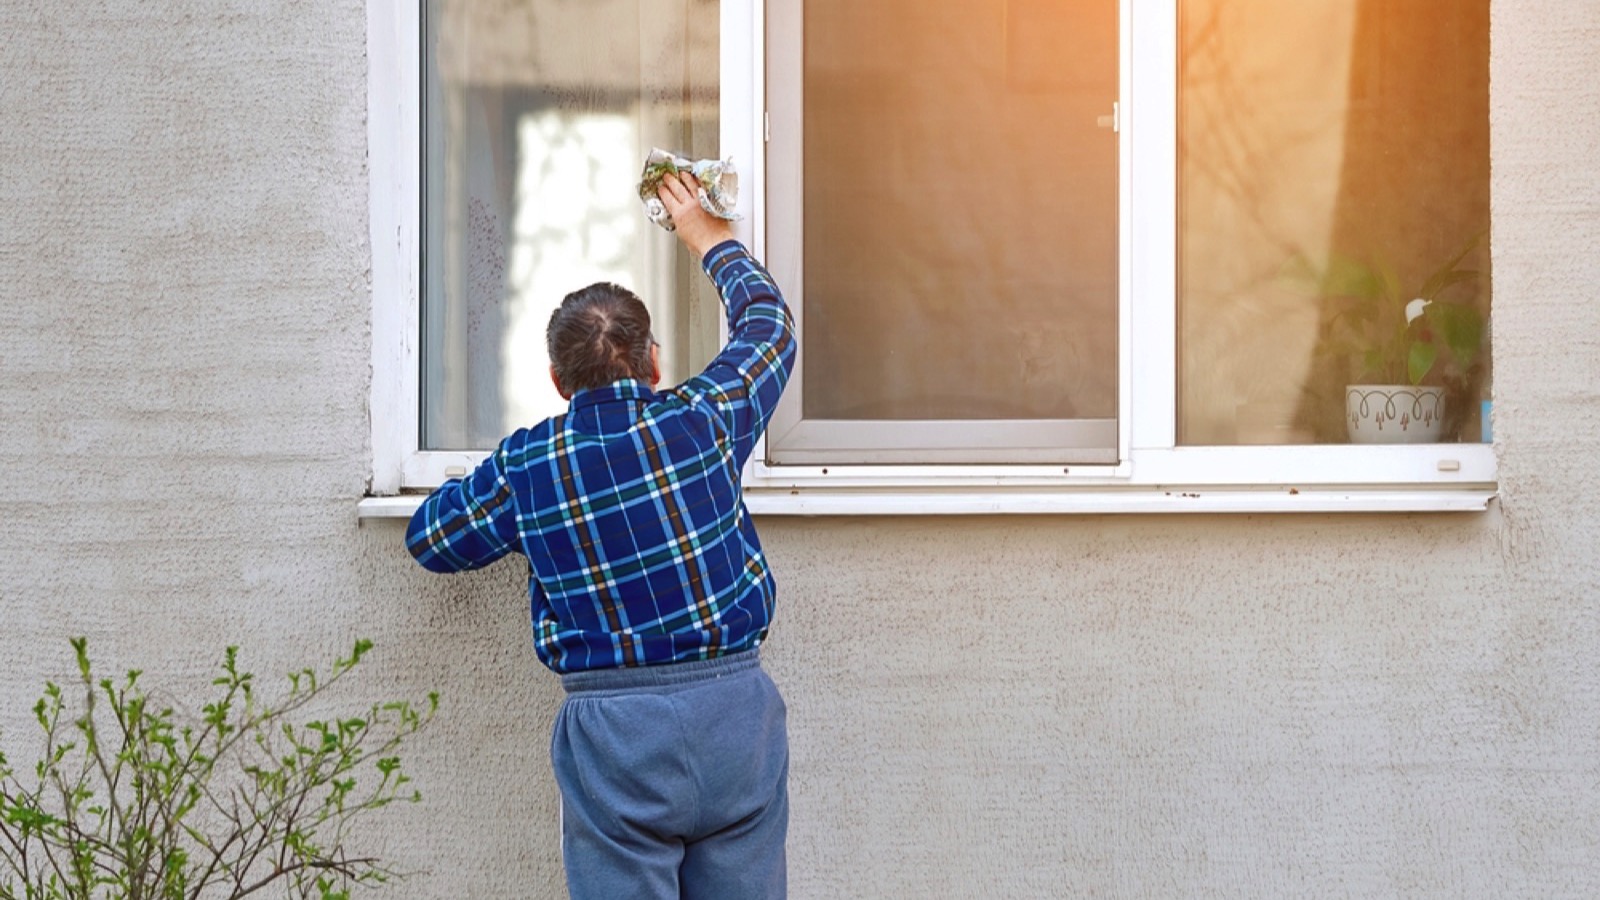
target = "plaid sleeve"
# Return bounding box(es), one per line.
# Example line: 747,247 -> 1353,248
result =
405,440 -> 520,573
675,240 -> 797,468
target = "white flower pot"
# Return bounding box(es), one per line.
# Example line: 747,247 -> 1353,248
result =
1345,385 -> 1446,444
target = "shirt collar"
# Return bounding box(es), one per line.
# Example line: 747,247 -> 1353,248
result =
567,379 -> 656,412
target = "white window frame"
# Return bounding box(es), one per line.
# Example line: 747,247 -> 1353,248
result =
368,0 -> 425,496
363,0 -> 1496,516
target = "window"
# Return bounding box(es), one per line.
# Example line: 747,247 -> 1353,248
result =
1176,1 -> 1490,448
369,0 -> 739,492
367,0 -> 1495,513
420,0 -> 724,452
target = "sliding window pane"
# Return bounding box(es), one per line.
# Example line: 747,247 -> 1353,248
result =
801,0 -> 1119,423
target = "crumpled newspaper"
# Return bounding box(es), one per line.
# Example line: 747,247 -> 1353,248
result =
637,148 -> 740,231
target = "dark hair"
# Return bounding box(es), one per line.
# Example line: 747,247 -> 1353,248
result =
546,282 -> 656,394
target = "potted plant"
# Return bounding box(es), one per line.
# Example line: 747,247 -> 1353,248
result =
1297,235 -> 1486,443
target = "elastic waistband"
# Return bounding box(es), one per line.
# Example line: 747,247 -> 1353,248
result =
560,649 -> 761,696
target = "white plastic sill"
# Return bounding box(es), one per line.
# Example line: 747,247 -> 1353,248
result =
358,487 -> 1494,519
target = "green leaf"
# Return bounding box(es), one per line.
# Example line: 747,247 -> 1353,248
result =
1374,258 -> 1403,307
337,639 -> 374,672
1361,348 -> 1386,380
1417,232 -> 1483,299
1408,341 -> 1439,385
1318,254 -> 1384,299
1421,268 -> 1478,300
70,638 -> 90,680
1431,302 -> 1485,367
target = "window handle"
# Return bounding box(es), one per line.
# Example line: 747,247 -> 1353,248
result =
1096,101 -> 1120,133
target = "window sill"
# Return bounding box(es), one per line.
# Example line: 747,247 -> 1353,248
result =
357,486 -> 1495,520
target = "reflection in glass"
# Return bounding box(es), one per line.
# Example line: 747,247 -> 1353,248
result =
422,0 -> 721,450
801,0 -> 1119,421
1178,0 -> 1491,445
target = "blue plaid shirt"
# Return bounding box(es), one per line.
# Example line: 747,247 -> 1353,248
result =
406,241 -> 796,674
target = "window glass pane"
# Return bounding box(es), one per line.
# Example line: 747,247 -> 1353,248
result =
422,0 -> 721,450
1178,0 -> 1491,445
801,0 -> 1119,421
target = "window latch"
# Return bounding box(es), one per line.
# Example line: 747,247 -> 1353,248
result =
1096,101 -> 1120,133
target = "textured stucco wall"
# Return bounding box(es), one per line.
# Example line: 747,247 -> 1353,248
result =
2,2 -> 1598,898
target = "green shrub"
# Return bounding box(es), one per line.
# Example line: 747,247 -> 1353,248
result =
0,639 -> 436,900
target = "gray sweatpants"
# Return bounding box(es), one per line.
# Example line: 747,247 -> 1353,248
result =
552,650 -> 789,900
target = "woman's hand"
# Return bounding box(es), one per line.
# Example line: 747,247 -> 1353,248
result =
656,171 -> 736,260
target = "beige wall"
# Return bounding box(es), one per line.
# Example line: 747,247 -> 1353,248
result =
1,1 -> 1597,897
